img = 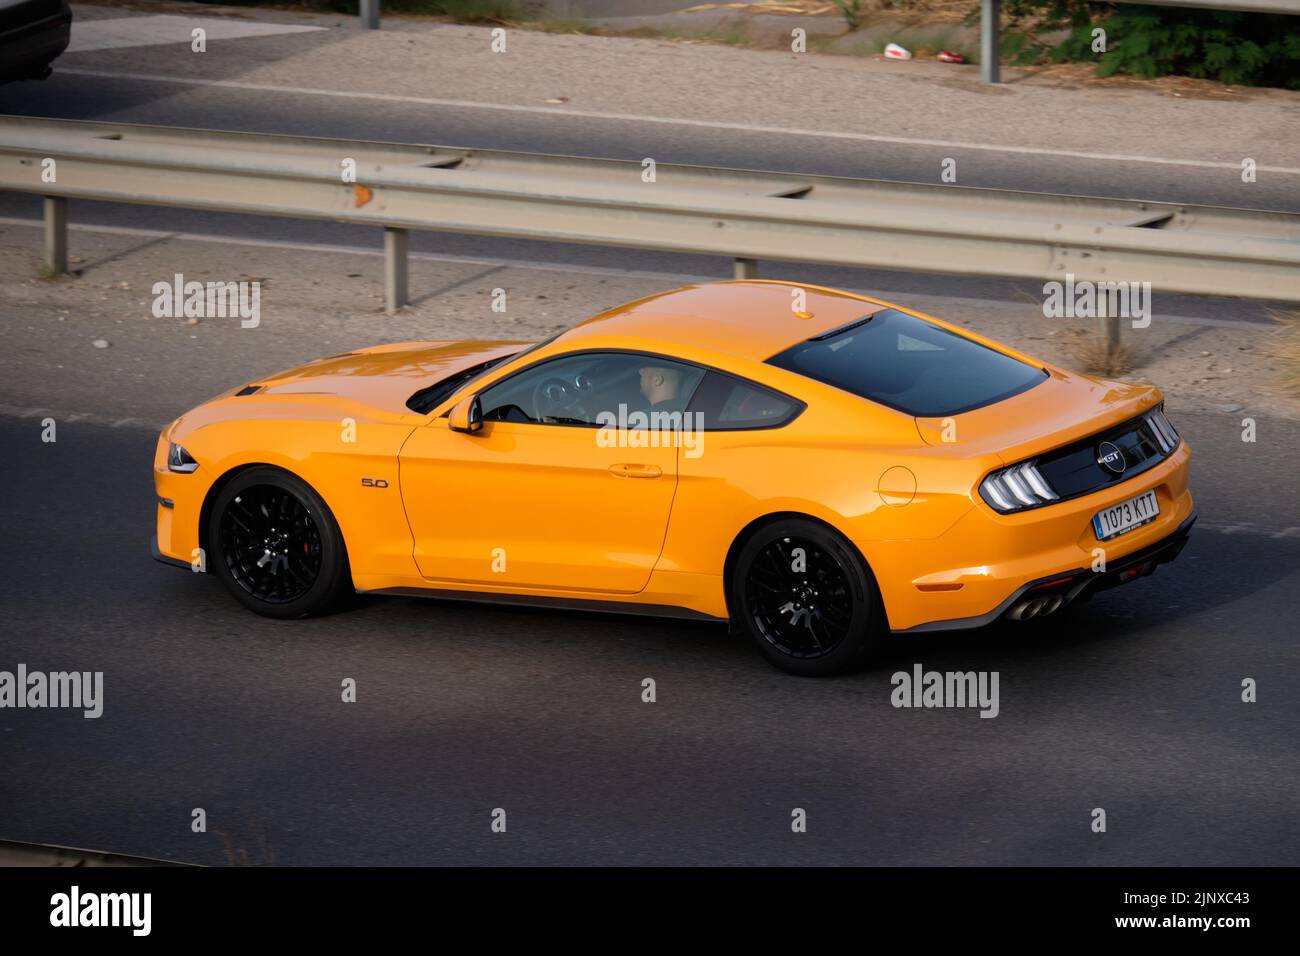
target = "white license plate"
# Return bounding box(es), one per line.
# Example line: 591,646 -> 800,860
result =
1092,489 -> 1160,540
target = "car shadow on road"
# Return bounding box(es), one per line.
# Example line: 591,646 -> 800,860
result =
129,492 -> 1297,682
878,529 -> 1298,671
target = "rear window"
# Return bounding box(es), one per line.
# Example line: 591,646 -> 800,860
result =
767,309 -> 1046,417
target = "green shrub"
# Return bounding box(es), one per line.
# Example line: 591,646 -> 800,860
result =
1062,6 -> 1300,89
833,0 -> 864,31
993,1 -> 1300,90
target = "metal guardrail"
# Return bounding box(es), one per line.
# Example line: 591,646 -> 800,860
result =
0,115 -> 1297,315
981,0 -> 1300,83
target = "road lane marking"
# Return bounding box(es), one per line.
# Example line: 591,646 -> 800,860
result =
1199,521 -> 1300,539
0,403 -> 161,430
52,68 -> 1300,177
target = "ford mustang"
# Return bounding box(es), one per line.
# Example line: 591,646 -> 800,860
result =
152,281 -> 1194,675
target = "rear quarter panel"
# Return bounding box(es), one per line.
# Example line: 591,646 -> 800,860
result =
658,382 -> 990,619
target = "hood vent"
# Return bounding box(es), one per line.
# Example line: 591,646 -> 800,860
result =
235,385 -> 264,396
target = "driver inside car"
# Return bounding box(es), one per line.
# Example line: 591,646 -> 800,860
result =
637,364 -> 689,415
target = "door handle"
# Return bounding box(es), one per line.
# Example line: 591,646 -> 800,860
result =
608,463 -> 662,479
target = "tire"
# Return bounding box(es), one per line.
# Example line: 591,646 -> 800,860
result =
729,518 -> 886,677
207,466 -> 352,619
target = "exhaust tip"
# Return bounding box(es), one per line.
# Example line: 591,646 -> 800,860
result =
1008,592 -> 1068,622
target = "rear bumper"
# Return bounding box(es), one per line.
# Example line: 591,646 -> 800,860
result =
0,2 -> 71,82
894,511 -> 1195,633
876,438 -> 1194,632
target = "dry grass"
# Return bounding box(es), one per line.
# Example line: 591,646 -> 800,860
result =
1027,62 -> 1266,101
683,1 -> 970,21
1069,334 -> 1136,378
1267,308 -> 1300,398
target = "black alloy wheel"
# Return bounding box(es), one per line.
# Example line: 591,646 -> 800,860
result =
219,483 -> 323,604
732,519 -> 885,676
208,467 -> 350,619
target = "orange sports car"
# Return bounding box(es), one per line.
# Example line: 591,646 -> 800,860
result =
152,281 -> 1194,675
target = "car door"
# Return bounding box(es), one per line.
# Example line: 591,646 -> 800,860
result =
399,351 -> 705,594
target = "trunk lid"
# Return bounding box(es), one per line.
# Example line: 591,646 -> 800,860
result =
915,367 -> 1160,464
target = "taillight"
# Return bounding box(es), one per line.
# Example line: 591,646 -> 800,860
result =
979,461 -> 1059,513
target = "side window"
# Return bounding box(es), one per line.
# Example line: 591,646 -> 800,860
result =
688,372 -> 802,430
479,352 -> 705,427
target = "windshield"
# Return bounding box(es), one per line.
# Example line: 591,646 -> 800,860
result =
406,355 -> 515,414
766,309 -> 1046,417
406,330 -> 570,414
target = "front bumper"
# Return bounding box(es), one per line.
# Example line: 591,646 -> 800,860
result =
153,431 -> 207,569
151,534 -> 193,571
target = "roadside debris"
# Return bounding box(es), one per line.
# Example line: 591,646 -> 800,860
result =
938,50 -> 964,64
883,42 -> 912,61
92,339 -> 109,349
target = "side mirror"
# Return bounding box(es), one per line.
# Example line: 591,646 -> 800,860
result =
449,394 -> 483,434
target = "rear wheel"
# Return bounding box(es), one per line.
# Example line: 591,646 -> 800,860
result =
208,467 -> 351,619
730,519 -> 886,676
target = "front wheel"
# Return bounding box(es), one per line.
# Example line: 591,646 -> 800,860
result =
730,519 -> 886,676
208,466 -> 351,619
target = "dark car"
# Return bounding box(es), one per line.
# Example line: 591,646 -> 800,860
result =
0,0 -> 71,83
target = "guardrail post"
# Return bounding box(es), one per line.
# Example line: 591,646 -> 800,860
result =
360,0 -> 380,30
384,227 -> 408,312
43,196 -> 67,275
981,0 -> 1000,84
1098,299 -> 1120,357
733,257 -> 757,280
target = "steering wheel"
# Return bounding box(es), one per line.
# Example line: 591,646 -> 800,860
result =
531,376 -> 588,422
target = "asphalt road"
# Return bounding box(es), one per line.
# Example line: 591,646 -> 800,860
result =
1,412 -> 1297,866
2,12 -> 1298,866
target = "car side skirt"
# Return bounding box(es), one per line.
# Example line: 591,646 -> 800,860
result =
362,586 -> 729,623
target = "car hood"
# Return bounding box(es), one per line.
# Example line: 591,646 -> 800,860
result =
245,340 -> 526,412
914,366 -> 1160,462
169,340 -> 527,438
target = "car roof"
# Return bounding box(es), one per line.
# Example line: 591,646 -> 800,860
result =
560,281 -> 889,363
